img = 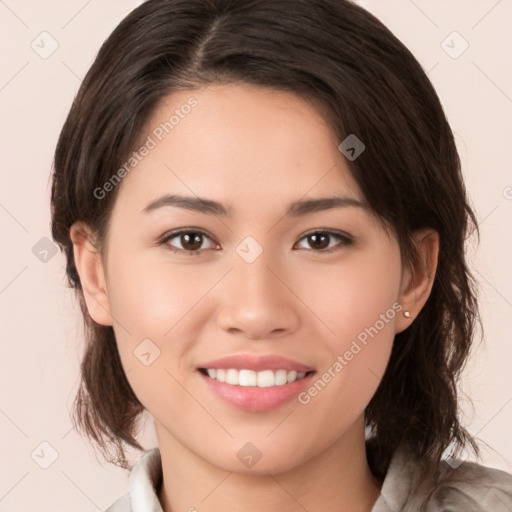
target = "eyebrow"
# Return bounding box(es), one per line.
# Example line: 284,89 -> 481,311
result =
141,194 -> 367,217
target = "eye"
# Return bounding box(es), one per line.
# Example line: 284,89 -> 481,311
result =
159,229 -> 218,255
294,230 -> 354,253
158,228 -> 354,256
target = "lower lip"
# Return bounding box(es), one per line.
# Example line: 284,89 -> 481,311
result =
198,370 -> 316,411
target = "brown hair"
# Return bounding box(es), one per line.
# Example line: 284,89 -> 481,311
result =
50,0 -> 482,483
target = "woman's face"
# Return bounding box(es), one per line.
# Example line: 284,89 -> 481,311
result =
98,83 -> 407,473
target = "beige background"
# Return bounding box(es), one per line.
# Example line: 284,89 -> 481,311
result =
0,0 -> 511,510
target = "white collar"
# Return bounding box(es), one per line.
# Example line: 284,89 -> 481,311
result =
109,439 -> 512,511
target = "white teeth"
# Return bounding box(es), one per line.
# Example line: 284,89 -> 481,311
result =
225,368 -> 239,385
238,369 -> 257,386
275,369 -> 288,385
287,370 -> 297,383
257,369 -> 275,387
203,368 -> 309,387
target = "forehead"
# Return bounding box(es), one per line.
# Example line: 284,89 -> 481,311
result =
111,83 -> 363,217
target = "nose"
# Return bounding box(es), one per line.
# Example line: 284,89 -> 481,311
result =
216,249 -> 300,341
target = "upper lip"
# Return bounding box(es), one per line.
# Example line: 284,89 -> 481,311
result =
198,354 -> 315,373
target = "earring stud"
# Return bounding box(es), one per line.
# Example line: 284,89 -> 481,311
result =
403,311 -> 411,318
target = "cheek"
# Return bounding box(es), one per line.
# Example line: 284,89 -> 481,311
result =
301,244 -> 402,346
103,247 -> 211,382
295,244 -> 401,412
106,248 -> 221,339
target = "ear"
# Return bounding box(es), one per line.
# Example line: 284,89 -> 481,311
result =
69,221 -> 113,326
395,228 -> 439,334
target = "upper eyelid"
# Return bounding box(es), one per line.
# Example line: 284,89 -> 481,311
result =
159,227 -> 217,244
299,228 -> 352,240
159,228 -> 353,248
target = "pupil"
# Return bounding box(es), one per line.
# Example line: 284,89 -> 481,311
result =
183,233 -> 202,251
310,233 -> 329,250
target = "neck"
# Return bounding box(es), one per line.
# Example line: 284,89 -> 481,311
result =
156,416 -> 383,512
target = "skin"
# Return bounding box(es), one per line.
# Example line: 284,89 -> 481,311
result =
70,83 -> 439,512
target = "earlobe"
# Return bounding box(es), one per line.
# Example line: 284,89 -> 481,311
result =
69,222 -> 113,326
395,228 -> 439,334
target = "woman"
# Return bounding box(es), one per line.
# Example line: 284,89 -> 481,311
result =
50,0 -> 512,510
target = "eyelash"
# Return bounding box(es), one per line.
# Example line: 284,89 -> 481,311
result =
157,228 -> 354,256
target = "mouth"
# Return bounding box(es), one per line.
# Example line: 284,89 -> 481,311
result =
196,354 -> 316,411
198,367 -> 315,387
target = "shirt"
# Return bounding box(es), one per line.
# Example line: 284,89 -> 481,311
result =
105,439 -> 512,511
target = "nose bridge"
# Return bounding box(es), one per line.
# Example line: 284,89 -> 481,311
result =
232,234 -> 284,303
215,234 -> 299,338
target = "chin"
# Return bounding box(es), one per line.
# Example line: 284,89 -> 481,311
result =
200,437 -> 314,476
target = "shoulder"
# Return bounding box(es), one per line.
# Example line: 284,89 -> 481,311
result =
371,441 -> 512,512
425,457 -> 512,511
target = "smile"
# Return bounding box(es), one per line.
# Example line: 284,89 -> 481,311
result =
199,368 -> 311,387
